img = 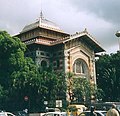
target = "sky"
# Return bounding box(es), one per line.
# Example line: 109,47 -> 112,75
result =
0,0 -> 120,54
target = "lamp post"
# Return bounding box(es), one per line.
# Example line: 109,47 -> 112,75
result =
115,31 -> 120,51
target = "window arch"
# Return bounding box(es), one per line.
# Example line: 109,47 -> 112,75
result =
73,58 -> 88,76
41,60 -> 47,68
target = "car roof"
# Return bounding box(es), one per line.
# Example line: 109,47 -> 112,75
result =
79,110 -> 107,116
68,105 -> 86,108
0,112 -> 15,116
82,110 -> 107,112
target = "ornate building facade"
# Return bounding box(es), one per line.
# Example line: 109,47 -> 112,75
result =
16,13 -> 105,85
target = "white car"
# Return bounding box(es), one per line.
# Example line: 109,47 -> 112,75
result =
0,111 -> 16,116
44,112 -> 67,116
79,110 -> 107,116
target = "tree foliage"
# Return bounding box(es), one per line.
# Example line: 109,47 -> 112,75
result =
0,31 -> 67,112
0,31 -> 40,111
96,52 -> 120,101
66,72 -> 102,104
38,70 -> 67,108
72,78 -> 92,103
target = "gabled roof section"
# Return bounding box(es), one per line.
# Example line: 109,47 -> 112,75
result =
51,29 -> 105,53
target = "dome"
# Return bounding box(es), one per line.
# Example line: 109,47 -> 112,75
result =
21,13 -> 63,33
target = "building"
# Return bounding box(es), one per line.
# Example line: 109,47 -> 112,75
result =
16,12 -> 105,85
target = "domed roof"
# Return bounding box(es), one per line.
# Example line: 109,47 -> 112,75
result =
21,12 -> 63,33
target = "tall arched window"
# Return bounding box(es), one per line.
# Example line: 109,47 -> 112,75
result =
73,58 -> 88,77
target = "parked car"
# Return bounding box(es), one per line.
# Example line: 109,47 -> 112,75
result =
43,112 -> 67,116
0,111 -> 15,116
46,108 -> 61,112
13,111 -> 28,116
79,110 -> 107,116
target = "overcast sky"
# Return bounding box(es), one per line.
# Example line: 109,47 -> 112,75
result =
0,0 -> 120,54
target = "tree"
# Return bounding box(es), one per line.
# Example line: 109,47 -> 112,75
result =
10,57 -> 39,111
0,84 -> 8,109
0,31 -> 67,111
0,31 -> 27,110
0,31 -> 26,89
0,31 -> 40,111
72,78 -> 92,103
96,52 -> 120,101
66,72 -> 103,104
38,69 -> 67,109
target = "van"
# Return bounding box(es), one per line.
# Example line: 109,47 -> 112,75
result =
67,104 -> 87,116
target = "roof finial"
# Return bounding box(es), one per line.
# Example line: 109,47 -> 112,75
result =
40,11 -> 44,19
83,28 -> 88,33
84,28 -> 87,31
39,0 -> 44,19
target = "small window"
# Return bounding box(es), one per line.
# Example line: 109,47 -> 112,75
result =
46,53 -> 50,57
53,53 -> 56,56
58,52 -> 62,56
53,62 -> 57,67
41,52 -> 44,55
57,60 -> 60,68
41,60 -> 47,68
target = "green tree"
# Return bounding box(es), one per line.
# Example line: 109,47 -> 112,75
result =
72,78 -> 92,103
0,31 -> 67,112
96,52 -> 120,101
10,57 -> 39,112
0,31 -> 40,111
0,85 -> 8,109
54,72 -> 67,109
66,72 -> 103,104
0,31 -> 26,88
38,69 -> 67,109
0,31 -> 27,110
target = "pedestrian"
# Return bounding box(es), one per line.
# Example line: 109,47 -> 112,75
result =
90,106 -> 97,116
107,104 -> 119,116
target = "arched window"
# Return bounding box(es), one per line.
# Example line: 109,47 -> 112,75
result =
73,58 -> 88,76
41,60 -> 47,68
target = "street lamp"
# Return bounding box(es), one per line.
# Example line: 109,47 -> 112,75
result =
115,31 -> 120,51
